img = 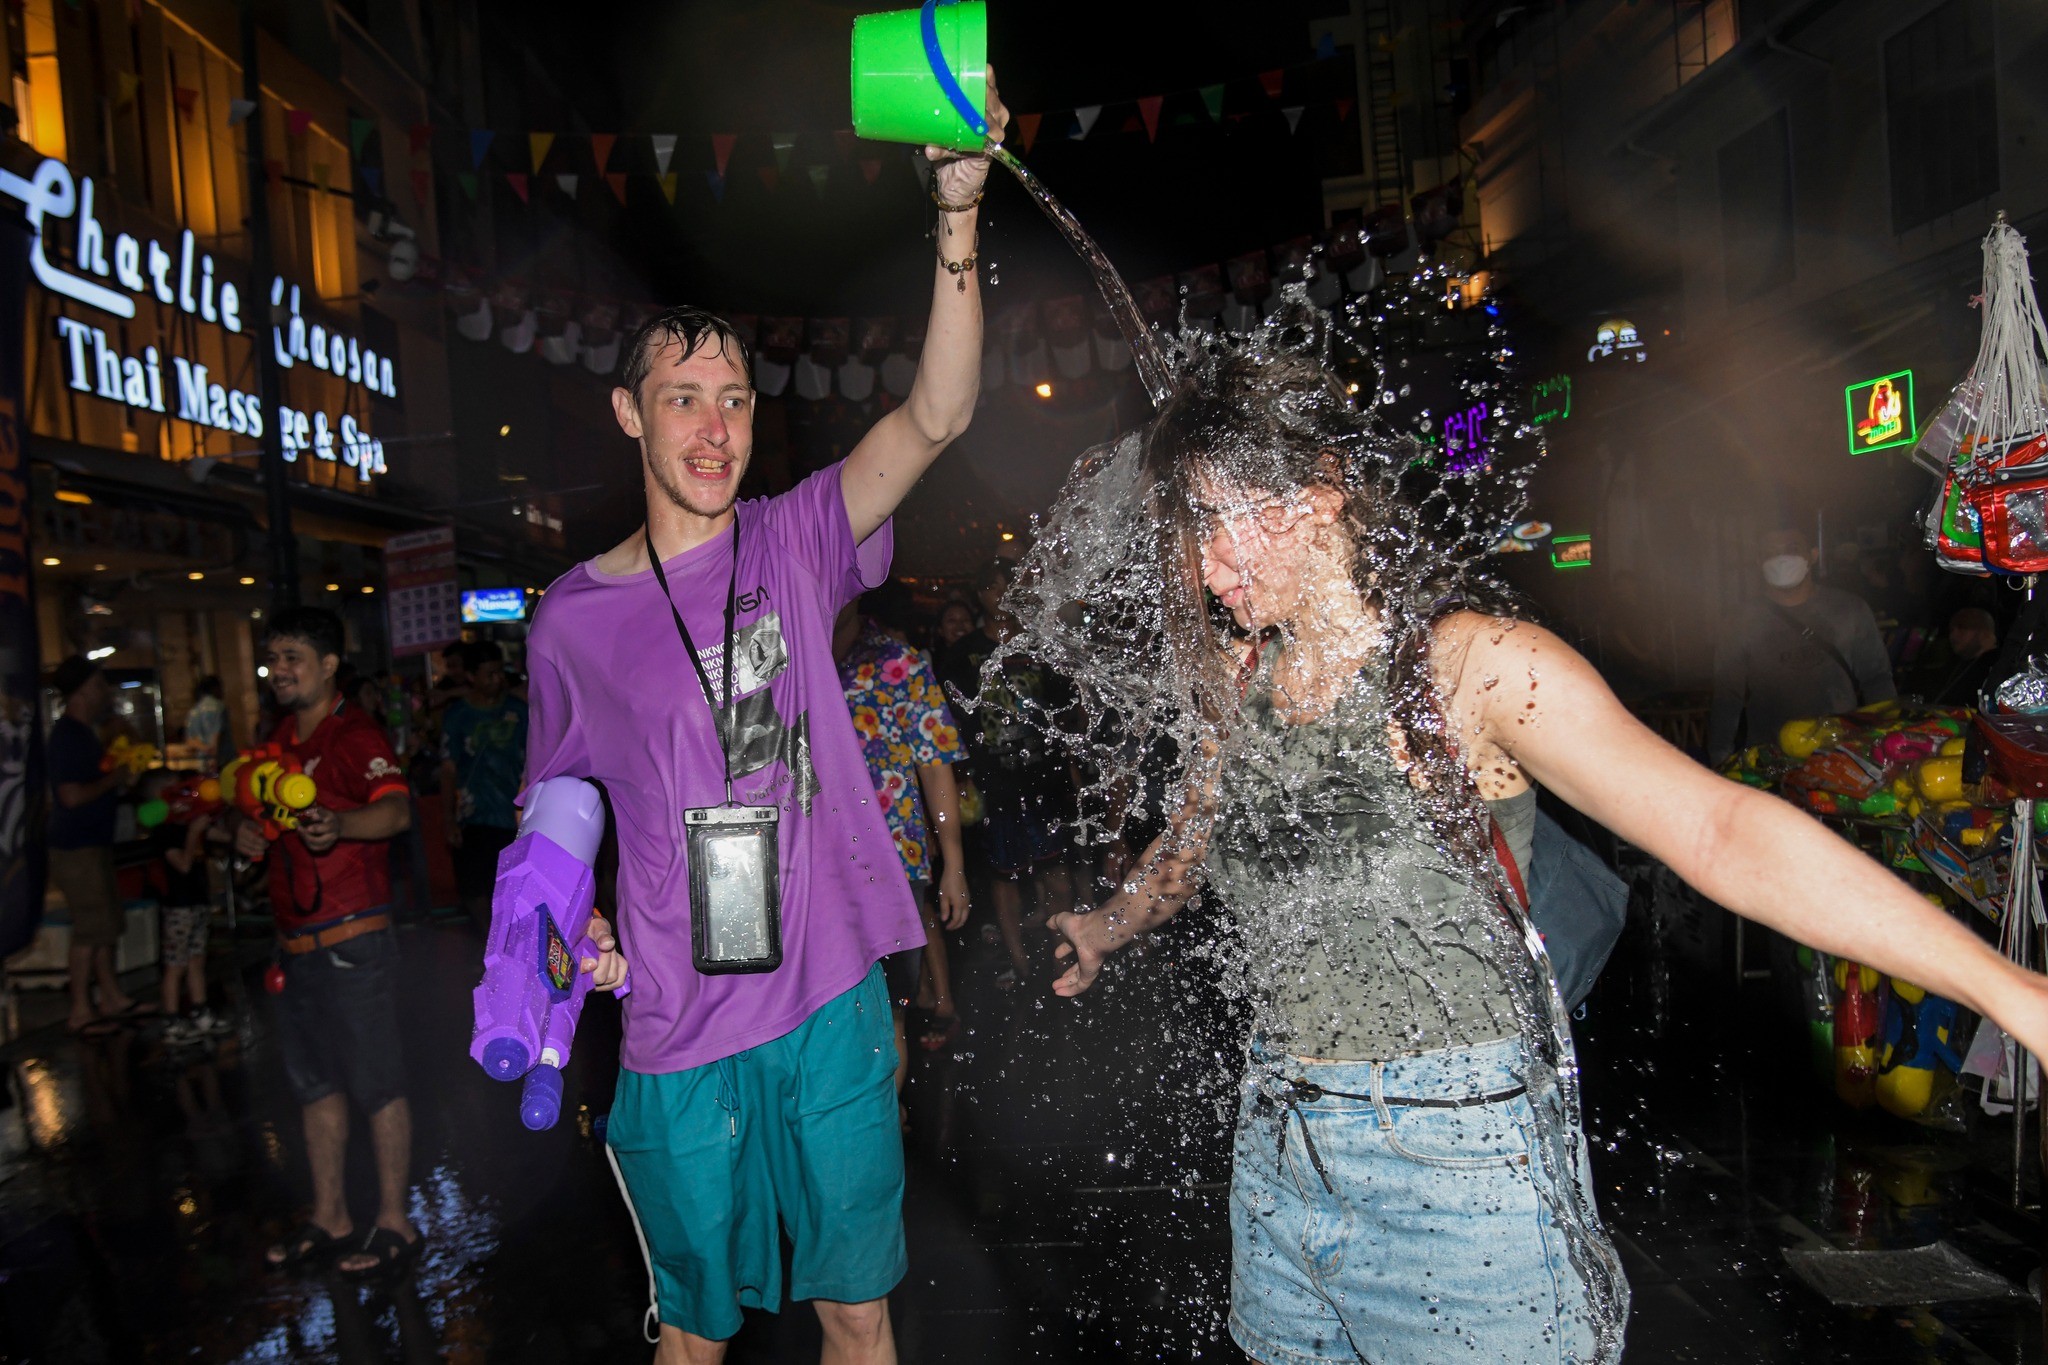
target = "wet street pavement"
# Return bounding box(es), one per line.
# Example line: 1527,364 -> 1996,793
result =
0,895 -> 2042,1363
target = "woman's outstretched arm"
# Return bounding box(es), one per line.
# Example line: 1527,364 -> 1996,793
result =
1438,612 -> 2048,1057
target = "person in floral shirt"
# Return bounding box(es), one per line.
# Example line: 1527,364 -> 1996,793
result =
833,601 -> 970,1068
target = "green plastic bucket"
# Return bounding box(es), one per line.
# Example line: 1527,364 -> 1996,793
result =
851,1 -> 988,153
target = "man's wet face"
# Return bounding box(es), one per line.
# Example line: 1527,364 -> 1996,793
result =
614,339 -> 756,524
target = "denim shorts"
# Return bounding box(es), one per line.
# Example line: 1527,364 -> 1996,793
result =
273,922 -> 407,1114
1228,1035 -> 1615,1364
606,964 -> 905,1342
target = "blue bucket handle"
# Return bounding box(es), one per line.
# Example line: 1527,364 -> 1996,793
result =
920,0 -> 987,139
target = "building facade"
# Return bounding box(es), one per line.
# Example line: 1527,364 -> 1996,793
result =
3,0 -> 568,753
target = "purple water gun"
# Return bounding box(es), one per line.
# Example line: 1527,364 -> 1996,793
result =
470,776 -> 630,1130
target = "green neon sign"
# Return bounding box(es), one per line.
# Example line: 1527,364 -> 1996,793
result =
1844,369 -> 1916,455
1550,534 -> 1592,570
1532,374 -> 1572,425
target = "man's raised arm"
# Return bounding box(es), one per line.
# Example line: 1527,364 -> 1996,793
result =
842,71 -> 1010,541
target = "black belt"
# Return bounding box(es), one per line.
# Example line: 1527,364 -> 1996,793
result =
1256,1075 -> 1529,1195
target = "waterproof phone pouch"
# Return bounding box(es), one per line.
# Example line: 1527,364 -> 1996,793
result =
686,806 -> 783,974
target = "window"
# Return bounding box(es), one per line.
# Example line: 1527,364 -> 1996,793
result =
8,0 -> 67,161
1718,109 -> 1794,302
1885,0 -> 1998,235
1675,0 -> 1739,87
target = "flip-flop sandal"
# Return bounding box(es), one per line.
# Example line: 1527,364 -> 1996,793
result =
117,1001 -> 162,1018
339,1226 -> 425,1280
66,1017 -> 122,1038
267,1222 -> 343,1271
918,1014 -> 962,1051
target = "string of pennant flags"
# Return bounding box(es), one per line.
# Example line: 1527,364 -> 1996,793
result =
291,36 -> 1362,208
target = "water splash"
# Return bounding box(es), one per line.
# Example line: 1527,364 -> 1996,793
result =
988,145 -> 1176,408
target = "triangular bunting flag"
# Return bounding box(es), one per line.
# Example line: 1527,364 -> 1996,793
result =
808,164 -> 829,195
1283,106 -> 1304,134
658,172 -> 678,203
529,132 -> 554,172
112,72 -> 139,110
1072,105 -> 1101,139
556,173 -> 578,197
758,166 -> 779,193
263,159 -> 283,187
606,172 -> 628,203
860,158 -> 881,184
773,136 -> 795,175
1200,84 -> 1225,122
349,117 -> 374,158
1016,112 -> 1042,151
1315,30 -> 1337,60
712,133 -> 737,178
361,166 -> 384,197
470,129 -> 494,168
227,98 -> 256,126
311,160 -> 330,192
591,133 -> 616,172
506,172 -> 529,203
457,172 -> 479,200
286,108 -> 312,136
651,134 -> 677,176
172,87 -> 199,120
1336,98 -> 1354,123
1138,95 -> 1163,141
705,170 -> 726,203
410,168 -> 430,204
409,123 -> 432,155
1258,69 -> 1284,101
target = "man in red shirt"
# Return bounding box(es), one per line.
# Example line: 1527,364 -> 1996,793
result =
239,608 -> 421,1279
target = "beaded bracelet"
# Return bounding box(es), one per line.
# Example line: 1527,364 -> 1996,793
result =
929,172 -> 984,214
938,242 -> 979,292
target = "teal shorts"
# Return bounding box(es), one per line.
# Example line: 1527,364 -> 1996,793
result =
606,964 -> 906,1341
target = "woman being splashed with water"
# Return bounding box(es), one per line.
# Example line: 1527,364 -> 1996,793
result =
1010,313 -> 2048,1363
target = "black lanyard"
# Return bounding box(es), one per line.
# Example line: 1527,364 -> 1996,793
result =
647,510 -> 742,806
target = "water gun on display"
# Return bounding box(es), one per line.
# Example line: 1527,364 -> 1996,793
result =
470,776 -> 631,1131
1874,978 -> 1967,1120
221,744 -> 319,841
100,734 -> 159,775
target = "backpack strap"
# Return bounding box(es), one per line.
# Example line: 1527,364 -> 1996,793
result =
1491,816 -> 1530,912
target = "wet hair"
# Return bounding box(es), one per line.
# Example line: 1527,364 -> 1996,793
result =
973,559 -> 1013,594
460,640 -> 504,674
264,607 -> 345,663
621,305 -> 755,400
1143,349 -> 1523,863
195,674 -> 223,699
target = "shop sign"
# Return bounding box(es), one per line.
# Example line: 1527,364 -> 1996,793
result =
0,156 -> 391,478
1844,369 -> 1915,455
384,527 -> 460,657
462,587 -> 527,624
1531,375 -> 1572,425
1550,534 -> 1592,570
1587,319 -> 1645,364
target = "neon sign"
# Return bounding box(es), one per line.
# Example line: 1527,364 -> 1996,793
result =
1441,401 -> 1491,473
1550,534 -> 1592,570
0,154 -> 390,478
1531,375 -> 1572,425
1844,369 -> 1915,455
1587,319 -> 1645,364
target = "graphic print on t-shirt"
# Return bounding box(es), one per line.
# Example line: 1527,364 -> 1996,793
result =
693,608 -> 820,812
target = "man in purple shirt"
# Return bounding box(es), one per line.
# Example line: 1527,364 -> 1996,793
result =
527,83 -> 1007,1365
